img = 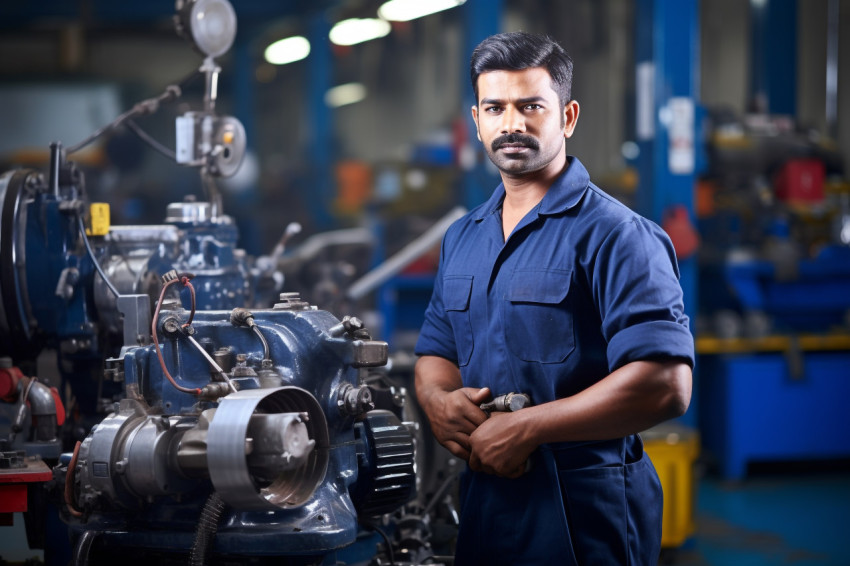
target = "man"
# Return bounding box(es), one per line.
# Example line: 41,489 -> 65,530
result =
414,32 -> 694,565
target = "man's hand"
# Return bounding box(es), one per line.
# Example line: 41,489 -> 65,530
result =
468,411 -> 535,478
415,355 -> 493,461
426,386 -> 492,460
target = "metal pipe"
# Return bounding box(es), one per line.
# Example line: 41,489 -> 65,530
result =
186,334 -> 238,393
48,142 -> 62,198
826,0 -> 839,140
346,206 -> 467,301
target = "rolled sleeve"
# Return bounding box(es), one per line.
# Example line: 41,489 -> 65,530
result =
594,216 -> 695,371
607,320 -> 695,370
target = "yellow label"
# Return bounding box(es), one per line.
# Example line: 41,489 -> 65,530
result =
88,203 -> 110,236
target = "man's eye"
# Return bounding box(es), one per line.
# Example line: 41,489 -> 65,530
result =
524,104 -> 542,111
485,106 -> 502,113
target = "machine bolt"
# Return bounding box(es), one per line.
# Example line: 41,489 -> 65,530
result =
337,383 -> 375,416
329,316 -> 365,338
273,292 -> 311,311
162,316 -> 181,335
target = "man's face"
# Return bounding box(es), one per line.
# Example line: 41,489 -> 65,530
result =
472,67 -> 579,177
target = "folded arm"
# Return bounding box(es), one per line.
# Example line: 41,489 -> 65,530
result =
467,359 -> 692,478
414,355 -> 491,461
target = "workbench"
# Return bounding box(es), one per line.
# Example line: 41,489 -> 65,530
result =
696,333 -> 850,480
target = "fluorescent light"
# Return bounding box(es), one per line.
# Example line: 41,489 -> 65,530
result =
329,18 -> 391,46
378,0 -> 466,22
264,36 -> 310,65
325,83 -> 367,108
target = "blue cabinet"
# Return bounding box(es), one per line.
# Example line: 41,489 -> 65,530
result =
698,350 -> 850,480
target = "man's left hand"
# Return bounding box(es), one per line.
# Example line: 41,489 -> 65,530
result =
467,412 -> 535,478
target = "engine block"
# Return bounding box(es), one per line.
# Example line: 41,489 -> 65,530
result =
61,294 -> 416,564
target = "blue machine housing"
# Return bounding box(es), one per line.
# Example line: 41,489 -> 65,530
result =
1,152 -> 417,565
62,299 -> 415,563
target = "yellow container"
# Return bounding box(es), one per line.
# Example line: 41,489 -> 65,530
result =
88,202 -> 111,236
642,424 -> 700,548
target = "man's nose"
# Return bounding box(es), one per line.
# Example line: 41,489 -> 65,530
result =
501,107 -> 526,133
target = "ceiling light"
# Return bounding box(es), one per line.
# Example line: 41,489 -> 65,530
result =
264,36 -> 311,65
329,18 -> 391,46
325,83 -> 367,108
378,0 -> 466,22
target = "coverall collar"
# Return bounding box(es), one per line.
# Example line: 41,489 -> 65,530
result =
473,155 -> 591,222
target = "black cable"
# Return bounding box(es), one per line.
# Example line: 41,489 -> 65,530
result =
360,520 -> 395,566
66,85 -> 181,154
77,215 -> 120,298
67,106 -> 140,155
71,529 -> 97,565
422,467 -> 461,516
125,118 -> 177,160
190,492 -> 228,566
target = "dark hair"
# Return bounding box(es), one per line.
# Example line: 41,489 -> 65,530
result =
470,32 -> 573,107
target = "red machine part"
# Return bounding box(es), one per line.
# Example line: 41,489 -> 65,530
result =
774,158 -> 826,203
0,365 -> 24,402
0,456 -> 52,525
1,365 -> 66,426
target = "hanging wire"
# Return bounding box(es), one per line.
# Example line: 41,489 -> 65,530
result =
66,85 -> 182,155
77,215 -> 121,298
151,276 -> 202,396
124,119 -> 177,160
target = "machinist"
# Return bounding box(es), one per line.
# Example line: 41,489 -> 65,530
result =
414,32 -> 694,565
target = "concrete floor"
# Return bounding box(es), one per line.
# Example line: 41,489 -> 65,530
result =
2,468 -> 848,565
667,466 -> 850,566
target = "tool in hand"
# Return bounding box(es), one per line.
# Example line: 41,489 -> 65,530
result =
479,392 -> 531,415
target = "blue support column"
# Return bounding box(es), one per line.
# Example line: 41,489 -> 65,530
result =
460,0 -> 502,210
750,0 -> 797,115
231,36 -> 262,254
635,0 -> 700,427
306,12 -> 335,230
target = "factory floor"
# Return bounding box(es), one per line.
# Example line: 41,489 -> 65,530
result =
1,465 -> 848,565
665,461 -> 850,566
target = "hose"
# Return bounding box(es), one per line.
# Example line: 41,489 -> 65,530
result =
71,530 -> 99,566
251,324 -> 270,362
151,275 -> 201,395
189,491 -> 227,566
65,440 -> 83,518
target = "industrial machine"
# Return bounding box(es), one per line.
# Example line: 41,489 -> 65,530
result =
694,107 -> 850,481
0,1 -> 424,563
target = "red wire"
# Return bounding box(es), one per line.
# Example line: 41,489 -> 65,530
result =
181,277 -> 196,327
152,277 -> 201,395
65,440 -> 83,517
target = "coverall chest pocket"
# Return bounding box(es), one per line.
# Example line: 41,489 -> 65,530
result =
504,268 -> 575,363
443,275 -> 474,367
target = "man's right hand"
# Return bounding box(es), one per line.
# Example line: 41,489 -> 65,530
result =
427,386 -> 491,460
414,355 -> 491,461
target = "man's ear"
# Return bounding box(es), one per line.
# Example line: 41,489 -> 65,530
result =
471,105 -> 482,141
563,100 -> 580,138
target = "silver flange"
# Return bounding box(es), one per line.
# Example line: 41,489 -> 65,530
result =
207,386 -> 329,510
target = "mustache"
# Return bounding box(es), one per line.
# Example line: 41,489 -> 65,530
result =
491,133 -> 539,152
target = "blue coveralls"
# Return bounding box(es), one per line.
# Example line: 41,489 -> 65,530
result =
415,157 -> 695,565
